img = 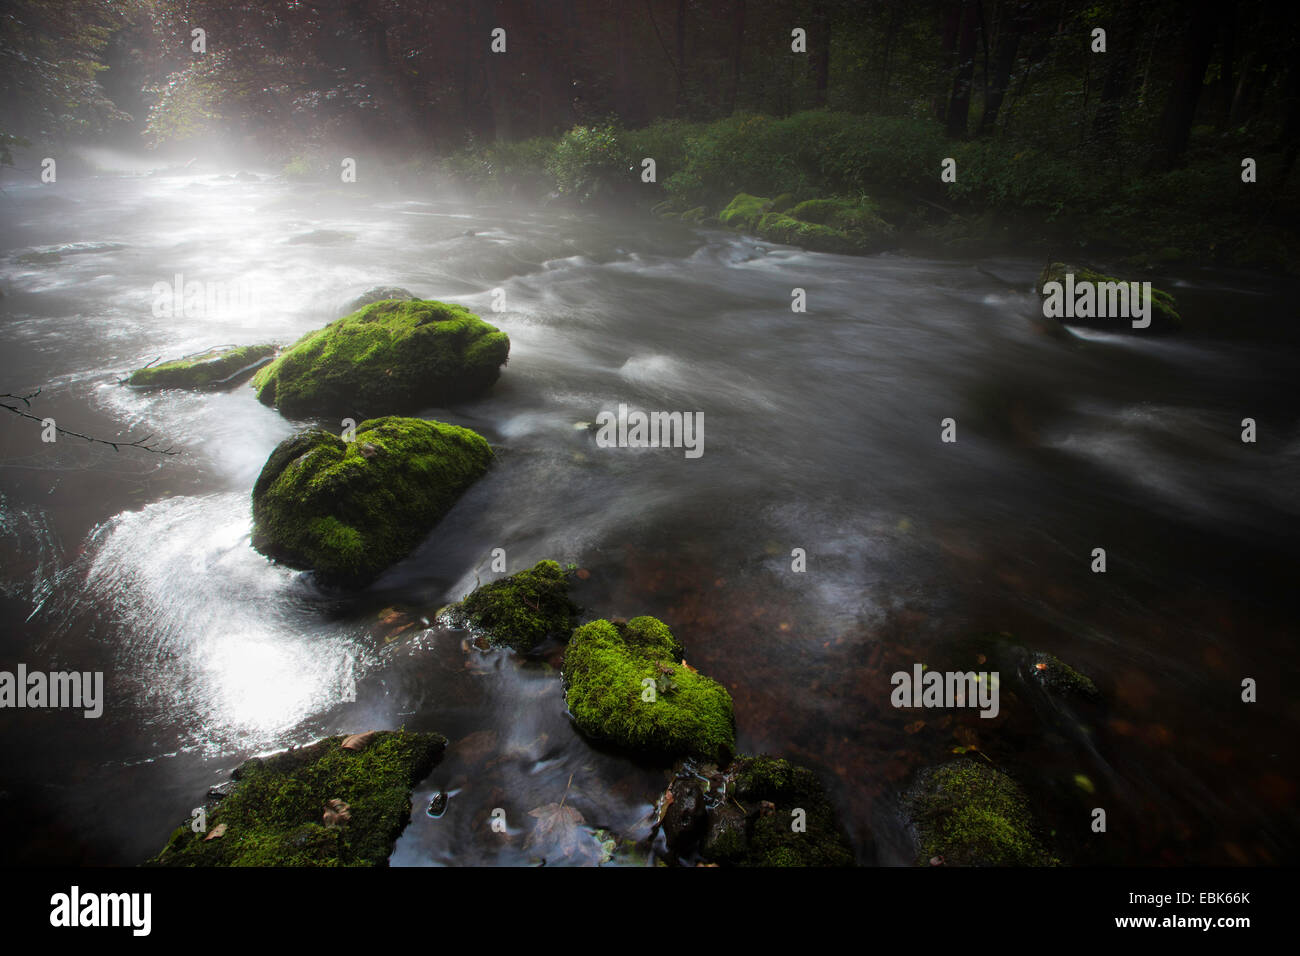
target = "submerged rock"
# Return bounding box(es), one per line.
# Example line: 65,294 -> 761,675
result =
1031,651 -> 1100,699
150,730 -> 446,866
125,344 -> 278,390
444,559 -> 580,651
902,758 -> 1058,866
251,416 -> 493,588
1038,262 -> 1181,332
563,617 -> 735,763
251,298 -> 510,418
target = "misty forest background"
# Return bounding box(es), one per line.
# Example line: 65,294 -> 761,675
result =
2,0 -> 1299,269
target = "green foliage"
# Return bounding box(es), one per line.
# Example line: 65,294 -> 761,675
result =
718,192 -> 771,230
126,344 -> 277,390
0,0 -> 139,140
447,135 -> 558,197
546,123 -> 632,203
250,416 -> 493,587
251,298 -> 510,418
447,559 -> 580,651
904,759 -> 1058,866
149,731 -> 446,866
563,617 -> 734,762
143,57 -> 226,147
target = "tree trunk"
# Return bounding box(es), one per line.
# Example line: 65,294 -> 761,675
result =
1149,0 -> 1215,170
945,0 -> 980,138
728,0 -> 746,114
977,0 -> 1025,136
810,0 -> 831,108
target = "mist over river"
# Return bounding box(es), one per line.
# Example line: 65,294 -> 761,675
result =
1,163 -> 1297,865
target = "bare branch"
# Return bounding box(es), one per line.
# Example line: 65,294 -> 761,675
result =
1,388 -> 180,455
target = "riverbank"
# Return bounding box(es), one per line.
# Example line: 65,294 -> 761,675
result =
269,110 -> 1300,274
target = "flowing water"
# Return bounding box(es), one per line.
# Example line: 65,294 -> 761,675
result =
1,161 -> 1297,866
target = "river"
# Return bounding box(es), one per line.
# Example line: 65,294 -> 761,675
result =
1,160 -> 1296,865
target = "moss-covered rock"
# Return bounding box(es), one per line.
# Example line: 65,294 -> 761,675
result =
126,344 -> 277,390
725,755 -> 855,866
769,192 -> 796,214
757,197 -> 894,254
251,298 -> 510,418
679,206 -> 707,224
1032,651 -> 1099,699
251,416 -> 493,588
563,617 -> 735,762
903,759 -> 1058,866
1038,262 -> 1181,331
444,559 -> 580,650
149,730 -> 445,866
756,212 -> 860,254
718,193 -> 772,231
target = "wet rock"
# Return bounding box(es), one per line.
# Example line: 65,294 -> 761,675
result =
563,617 -> 735,763
701,802 -> 748,862
443,560 -> 580,651
250,417 -> 492,587
251,298 -> 509,418
149,731 -> 446,866
125,344 -> 277,391
661,777 -> 707,852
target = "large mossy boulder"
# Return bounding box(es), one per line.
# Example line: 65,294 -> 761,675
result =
126,344 -> 277,390
251,299 -> 510,418
150,730 -> 446,866
902,759 -> 1058,866
444,559 -> 580,650
563,616 -> 735,763
251,416 -> 493,588
1038,262 -> 1181,332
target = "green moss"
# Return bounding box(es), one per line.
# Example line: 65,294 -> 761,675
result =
446,559 -> 580,650
563,617 -> 734,762
126,344 -> 277,390
251,298 -> 510,417
1039,262 -> 1181,331
903,759 -> 1058,866
679,206 -> 706,224
769,192 -> 796,213
718,193 -> 771,231
251,416 -> 493,588
149,731 -> 446,866
788,197 -> 885,231
755,212 -> 863,254
1033,651 -> 1099,699
729,755 -> 855,867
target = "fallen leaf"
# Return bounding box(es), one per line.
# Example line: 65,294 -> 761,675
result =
204,823 -> 227,842
341,731 -> 377,751
524,802 -> 588,862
